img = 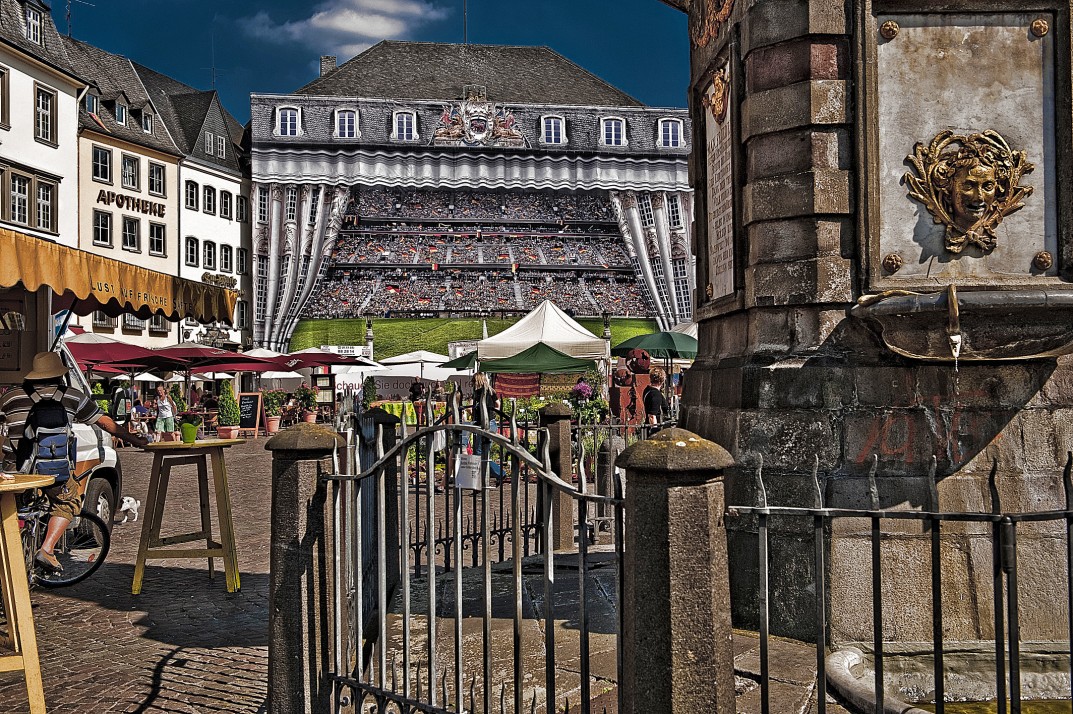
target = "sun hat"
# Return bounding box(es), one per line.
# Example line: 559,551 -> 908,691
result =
25,352 -> 69,381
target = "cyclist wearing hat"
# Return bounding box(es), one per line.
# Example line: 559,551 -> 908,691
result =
0,351 -> 148,571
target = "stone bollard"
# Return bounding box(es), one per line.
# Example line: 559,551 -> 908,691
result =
266,422 -> 346,714
616,428 -> 736,714
539,402 -> 575,551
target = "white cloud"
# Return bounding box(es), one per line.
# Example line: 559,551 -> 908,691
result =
241,0 -> 449,58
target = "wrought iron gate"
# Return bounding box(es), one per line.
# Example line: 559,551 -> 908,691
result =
326,398 -> 626,714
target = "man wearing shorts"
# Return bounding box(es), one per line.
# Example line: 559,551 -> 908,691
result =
153,384 -> 177,441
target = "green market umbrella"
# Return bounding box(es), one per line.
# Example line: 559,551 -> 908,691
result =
480,342 -> 595,374
611,331 -> 699,360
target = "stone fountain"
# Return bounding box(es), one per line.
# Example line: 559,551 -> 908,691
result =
672,0 -> 1073,674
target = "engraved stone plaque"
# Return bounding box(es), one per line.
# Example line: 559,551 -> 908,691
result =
875,13 -> 1056,284
704,68 -> 735,300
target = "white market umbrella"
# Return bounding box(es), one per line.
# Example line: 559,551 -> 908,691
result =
193,372 -> 234,380
133,373 -> 163,383
244,347 -> 285,358
260,370 -> 305,380
379,350 -> 450,379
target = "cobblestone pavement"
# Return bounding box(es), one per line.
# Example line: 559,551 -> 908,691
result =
0,439 -> 272,713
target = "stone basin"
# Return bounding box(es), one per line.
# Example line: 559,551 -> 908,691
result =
850,289 -> 1073,362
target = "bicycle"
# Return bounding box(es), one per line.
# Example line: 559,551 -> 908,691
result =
18,485 -> 110,588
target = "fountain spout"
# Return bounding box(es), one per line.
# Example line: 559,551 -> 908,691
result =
946,284 -> 962,362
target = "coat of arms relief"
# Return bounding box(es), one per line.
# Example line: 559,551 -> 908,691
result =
432,85 -> 526,148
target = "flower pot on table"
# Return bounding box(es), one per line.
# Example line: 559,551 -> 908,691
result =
179,423 -> 198,444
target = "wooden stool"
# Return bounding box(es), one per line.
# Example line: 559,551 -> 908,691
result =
132,440 -> 244,595
0,473 -> 55,714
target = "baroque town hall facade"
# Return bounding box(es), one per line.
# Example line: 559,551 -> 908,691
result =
249,41 -> 694,351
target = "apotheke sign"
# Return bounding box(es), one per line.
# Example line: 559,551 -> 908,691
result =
95,190 -> 166,218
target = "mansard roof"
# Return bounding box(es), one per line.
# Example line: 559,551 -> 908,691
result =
0,0 -> 81,82
61,36 -> 181,156
297,40 -> 645,108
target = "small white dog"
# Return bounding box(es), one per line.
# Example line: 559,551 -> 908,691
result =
116,496 -> 141,524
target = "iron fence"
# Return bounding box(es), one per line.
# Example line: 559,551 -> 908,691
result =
326,396 -> 626,714
726,454 -> 1073,714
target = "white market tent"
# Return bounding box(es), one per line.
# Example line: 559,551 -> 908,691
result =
671,322 -> 698,339
477,300 -> 610,361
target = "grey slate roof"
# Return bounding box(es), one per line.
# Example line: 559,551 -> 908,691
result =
60,36 -> 180,156
0,0 -> 80,82
132,61 -> 246,175
297,41 -> 645,107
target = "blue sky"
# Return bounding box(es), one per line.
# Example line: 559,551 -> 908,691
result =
52,0 -> 690,124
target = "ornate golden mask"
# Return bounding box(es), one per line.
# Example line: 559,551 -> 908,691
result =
690,0 -> 735,48
904,130 -> 1034,254
700,67 -> 731,123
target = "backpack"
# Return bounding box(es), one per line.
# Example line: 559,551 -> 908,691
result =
20,388 -> 76,482
111,386 -> 132,420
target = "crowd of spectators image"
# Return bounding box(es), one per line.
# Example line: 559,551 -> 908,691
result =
344,188 -> 617,223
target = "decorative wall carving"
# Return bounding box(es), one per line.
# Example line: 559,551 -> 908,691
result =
432,85 -> 525,148
690,0 -> 734,49
700,67 -> 731,123
904,130 -> 1034,254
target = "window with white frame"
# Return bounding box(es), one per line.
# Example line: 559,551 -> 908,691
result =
236,248 -> 249,275
285,186 -> 297,222
141,112 -> 153,133
257,187 -> 268,223
216,135 -> 225,158
204,131 -> 214,153
9,174 -> 29,224
92,146 -> 111,182
24,5 -> 41,44
667,195 -> 683,229
220,191 -> 232,219
34,85 -> 56,144
148,314 -> 170,334
148,222 -> 166,256
336,109 -> 357,138
35,181 -> 54,232
115,102 -> 126,125
122,217 -> 140,252
237,196 -> 248,222
255,256 -> 268,320
393,111 -> 416,141
203,241 -> 216,270
0,67 -> 9,128
220,245 -> 233,273
659,118 -> 683,148
203,186 -> 216,215
237,300 -> 249,329
93,210 -> 113,246
185,180 -> 198,210
185,236 -> 199,266
673,259 -> 692,319
601,117 -> 626,146
84,92 -> 98,115
148,162 -> 165,196
277,107 -> 299,137
308,188 -> 320,224
638,195 -> 654,227
542,116 -> 564,145
121,154 -> 139,190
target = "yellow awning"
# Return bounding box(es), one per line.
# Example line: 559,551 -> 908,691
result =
0,227 -> 237,324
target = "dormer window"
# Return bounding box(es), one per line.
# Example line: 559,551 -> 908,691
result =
141,112 -> 153,134
335,109 -> 358,139
24,5 -> 42,44
205,131 -> 214,153
216,135 -> 225,158
600,117 -> 626,147
541,116 -> 565,145
115,102 -> 127,126
85,93 -> 98,115
392,111 -> 417,141
276,107 -> 300,137
658,118 -> 683,148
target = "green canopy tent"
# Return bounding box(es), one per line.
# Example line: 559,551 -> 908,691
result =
480,342 -> 595,374
440,351 -> 478,371
610,331 -> 698,359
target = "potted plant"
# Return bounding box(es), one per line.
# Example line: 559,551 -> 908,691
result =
295,383 -> 319,422
177,412 -> 202,444
216,380 -> 241,439
169,383 -> 188,413
262,389 -> 286,433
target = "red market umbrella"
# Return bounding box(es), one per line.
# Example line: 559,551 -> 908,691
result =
65,333 -> 158,366
151,342 -> 278,370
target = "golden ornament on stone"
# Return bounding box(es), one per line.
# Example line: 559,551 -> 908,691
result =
1034,251 -> 1053,270
880,21 -> 900,40
904,130 -> 1034,255
1031,18 -> 1050,38
882,253 -> 903,273
700,67 -> 731,124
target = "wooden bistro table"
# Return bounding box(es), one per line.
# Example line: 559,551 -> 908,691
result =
132,439 -> 244,595
0,473 -> 54,714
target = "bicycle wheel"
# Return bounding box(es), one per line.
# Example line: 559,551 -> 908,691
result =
35,511 -> 110,588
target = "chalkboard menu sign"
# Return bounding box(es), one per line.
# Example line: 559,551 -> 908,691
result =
237,392 -> 263,433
